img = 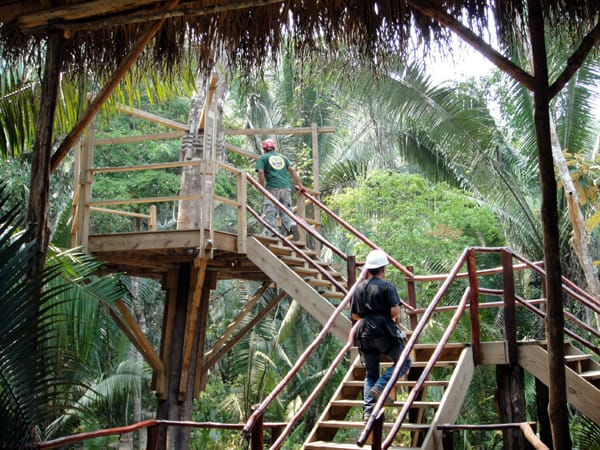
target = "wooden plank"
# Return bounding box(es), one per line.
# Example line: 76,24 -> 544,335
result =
112,300 -> 164,373
194,271 -> 214,395
223,125 -> 336,136
88,229 -> 238,253
479,341 -> 509,365
519,344 -> 600,423
246,237 -> 351,341
319,420 -> 429,431
92,160 -> 200,174
421,346 -> 475,450
17,0 -> 161,29
178,258 -> 207,400
117,103 -> 188,131
95,131 -> 184,145
154,270 -> 178,399
329,399 -> 440,408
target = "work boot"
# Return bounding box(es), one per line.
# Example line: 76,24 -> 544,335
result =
290,224 -> 300,241
370,386 -> 394,405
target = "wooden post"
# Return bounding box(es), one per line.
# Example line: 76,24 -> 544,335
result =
406,265 -> 418,331
535,378 -> 553,448
466,249 -> 482,364
146,424 -> 159,450
501,249 -> 518,364
78,123 -> 95,252
296,189 -> 306,244
441,429 -> 454,450
347,255 -> 356,288
250,405 -> 264,450
371,413 -> 384,450
149,205 -> 157,231
310,122 -> 321,253
498,250 -> 527,450
237,172 -> 247,253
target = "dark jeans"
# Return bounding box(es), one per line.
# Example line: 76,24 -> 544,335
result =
358,335 -> 411,418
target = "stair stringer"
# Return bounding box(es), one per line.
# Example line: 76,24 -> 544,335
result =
518,343 -> 600,424
419,346 -> 474,450
246,236 -> 352,341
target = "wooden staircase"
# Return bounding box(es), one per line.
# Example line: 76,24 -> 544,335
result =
244,234 -> 600,449
302,344 -> 474,450
519,341 -> 600,424
247,234 -> 352,341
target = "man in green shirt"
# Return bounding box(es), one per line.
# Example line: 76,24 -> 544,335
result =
255,138 -> 304,240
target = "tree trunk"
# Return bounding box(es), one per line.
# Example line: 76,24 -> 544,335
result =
550,122 -> 600,328
496,365 -> 526,450
155,264 -> 197,450
177,83 -> 206,230
27,30 -> 63,276
527,0 -> 571,448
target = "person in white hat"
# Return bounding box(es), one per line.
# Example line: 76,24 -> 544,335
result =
351,249 -> 411,421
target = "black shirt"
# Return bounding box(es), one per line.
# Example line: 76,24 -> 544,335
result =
351,277 -> 401,338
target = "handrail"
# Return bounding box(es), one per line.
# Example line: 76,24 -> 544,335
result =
36,419 -> 287,449
268,321 -> 361,450
243,267 -> 367,436
510,250 -> 600,314
245,173 -> 348,261
247,205 -> 347,293
383,288 -> 471,448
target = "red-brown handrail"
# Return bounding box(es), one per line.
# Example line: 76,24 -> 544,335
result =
268,321 -> 361,449
243,267 -> 368,436
246,205 -> 347,293
245,174 -> 348,260
36,419 -> 287,449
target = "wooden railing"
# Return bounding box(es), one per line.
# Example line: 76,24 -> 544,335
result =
35,418 -> 287,449
437,422 -> 548,450
357,247 -> 600,449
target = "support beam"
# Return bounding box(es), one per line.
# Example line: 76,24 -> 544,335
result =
178,258 -> 208,400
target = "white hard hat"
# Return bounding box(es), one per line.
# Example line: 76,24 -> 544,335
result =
364,249 -> 389,269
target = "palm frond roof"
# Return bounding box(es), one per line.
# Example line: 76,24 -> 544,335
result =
1,1 -> 598,76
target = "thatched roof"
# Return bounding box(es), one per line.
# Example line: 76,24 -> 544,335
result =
1,0 -> 599,77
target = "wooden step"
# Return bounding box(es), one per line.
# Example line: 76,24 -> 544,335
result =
281,255 -> 308,266
356,361 -> 457,369
320,290 -> 345,299
343,380 -> 449,388
304,441 -> 417,450
565,354 -> 592,362
318,419 -> 429,432
253,234 -> 279,245
580,370 -> 600,381
267,244 -> 294,256
330,399 -> 440,409
293,267 -> 321,277
306,278 -> 333,287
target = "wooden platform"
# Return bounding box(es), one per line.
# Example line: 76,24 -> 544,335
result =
87,229 -> 266,281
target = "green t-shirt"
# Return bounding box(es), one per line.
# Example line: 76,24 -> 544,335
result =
256,151 -> 292,189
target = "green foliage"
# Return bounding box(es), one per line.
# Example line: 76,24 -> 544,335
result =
327,171 -> 503,278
